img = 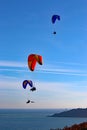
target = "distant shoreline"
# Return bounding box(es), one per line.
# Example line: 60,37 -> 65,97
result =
48,108 -> 87,118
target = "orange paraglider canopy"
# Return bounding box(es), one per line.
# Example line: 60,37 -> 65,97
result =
28,54 -> 43,71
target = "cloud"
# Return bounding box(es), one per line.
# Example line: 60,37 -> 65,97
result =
0,77 -> 87,109
0,60 -> 27,67
55,61 -> 87,66
1,75 -> 87,93
0,60 -> 87,77
0,78 -> 21,89
0,68 -> 28,72
37,67 -> 87,76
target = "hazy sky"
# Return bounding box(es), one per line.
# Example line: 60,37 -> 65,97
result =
0,0 -> 87,109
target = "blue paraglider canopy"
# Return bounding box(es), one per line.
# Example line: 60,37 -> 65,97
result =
52,15 -> 60,24
22,80 -> 33,89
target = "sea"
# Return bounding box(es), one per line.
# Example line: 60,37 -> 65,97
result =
0,109 -> 87,130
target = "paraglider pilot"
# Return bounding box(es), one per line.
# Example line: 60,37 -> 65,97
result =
26,100 -> 30,104
53,31 -> 56,34
30,87 -> 36,91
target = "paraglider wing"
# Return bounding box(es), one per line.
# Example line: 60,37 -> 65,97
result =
23,80 -> 28,89
28,54 -> 36,71
36,55 -> 43,65
22,80 -> 33,89
52,15 -> 60,24
28,54 -> 43,71
28,80 -> 33,87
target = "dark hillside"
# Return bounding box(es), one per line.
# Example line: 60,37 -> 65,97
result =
49,108 -> 87,117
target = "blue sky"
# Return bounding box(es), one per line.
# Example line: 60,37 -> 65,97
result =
0,0 -> 87,109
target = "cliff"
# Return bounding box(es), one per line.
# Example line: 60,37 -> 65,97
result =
50,121 -> 87,130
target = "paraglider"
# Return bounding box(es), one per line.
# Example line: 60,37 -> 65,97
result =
22,80 -> 36,104
26,100 -> 35,104
52,14 -> 60,34
22,80 -> 36,91
28,54 -> 43,71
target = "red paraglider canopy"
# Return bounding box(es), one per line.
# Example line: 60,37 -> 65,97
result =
28,54 -> 43,71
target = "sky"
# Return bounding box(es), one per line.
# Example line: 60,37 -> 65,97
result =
0,0 -> 87,109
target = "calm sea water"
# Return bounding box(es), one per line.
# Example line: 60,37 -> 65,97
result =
0,109 -> 87,130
